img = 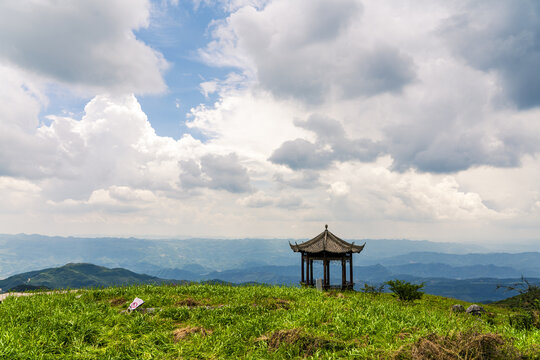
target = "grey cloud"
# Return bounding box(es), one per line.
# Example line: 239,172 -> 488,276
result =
268,138 -> 333,170
201,153 -> 252,193
269,114 -> 384,170
440,0 -> 540,108
211,0 -> 415,104
180,153 -> 252,193
274,112 -> 536,174
275,195 -> 303,209
387,121 -> 537,173
0,0 -> 167,94
293,116 -> 345,141
333,138 -> 386,163
340,46 -> 416,98
273,171 -> 321,189
178,159 -> 205,189
257,45 -> 416,104
268,0 -> 362,48
297,115 -> 385,162
298,0 -> 362,45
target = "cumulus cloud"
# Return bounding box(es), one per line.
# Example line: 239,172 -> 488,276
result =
321,159 -> 503,224
0,0 -> 167,94
186,89 -> 309,157
440,0 -> 540,109
237,191 -> 302,208
269,138 -> 332,170
381,58 -> 540,173
273,170 -> 320,189
0,65 -> 65,180
199,0 -> 416,103
269,114 -> 384,170
3,0 -> 540,242
0,177 -> 41,214
197,0 -> 540,175
47,185 -> 158,214
180,153 -> 252,193
0,87 -> 207,200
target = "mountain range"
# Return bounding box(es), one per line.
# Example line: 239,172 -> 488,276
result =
1,234 -> 539,302
1,262 -> 537,303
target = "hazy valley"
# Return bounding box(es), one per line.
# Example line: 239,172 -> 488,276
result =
2,234 -> 539,302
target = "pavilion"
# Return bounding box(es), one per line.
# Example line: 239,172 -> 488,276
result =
289,225 -> 365,290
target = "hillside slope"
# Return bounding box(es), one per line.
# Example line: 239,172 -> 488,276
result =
0,263 -> 167,291
0,283 -> 538,359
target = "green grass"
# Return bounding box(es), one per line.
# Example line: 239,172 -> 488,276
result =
0,284 -> 539,359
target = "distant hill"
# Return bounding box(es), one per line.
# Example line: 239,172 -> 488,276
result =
365,251 -> 540,275
7,284 -> 51,292
0,233 -> 504,279
0,263 -> 168,292
2,262 -> 538,303
0,233 -> 539,302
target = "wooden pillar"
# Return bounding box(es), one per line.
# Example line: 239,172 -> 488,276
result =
301,253 -> 305,284
322,259 -> 326,288
310,259 -> 314,286
341,257 -> 346,289
323,252 -> 328,288
349,253 -> 353,287
306,255 -> 310,285
327,260 -> 330,287
323,260 -> 326,287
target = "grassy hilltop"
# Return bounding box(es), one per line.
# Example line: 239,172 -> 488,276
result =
0,284 -> 539,359
0,263 -> 167,292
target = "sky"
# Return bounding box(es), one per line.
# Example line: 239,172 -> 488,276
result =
1,0 -> 540,246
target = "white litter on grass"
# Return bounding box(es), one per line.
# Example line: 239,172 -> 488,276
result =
128,297 -> 144,311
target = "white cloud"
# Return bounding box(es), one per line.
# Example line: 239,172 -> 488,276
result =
0,0 -> 168,94
238,191 -> 303,209
196,0 -> 540,175
200,0 -> 415,103
187,89 -> 310,158
180,153 -> 252,193
0,177 -> 41,214
2,0 -> 540,244
327,182 -> 350,197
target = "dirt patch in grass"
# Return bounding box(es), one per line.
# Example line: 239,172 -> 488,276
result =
257,328 -> 344,356
173,326 -> 212,342
397,332 -> 412,340
176,297 -> 203,307
267,298 -> 291,310
109,297 -> 127,306
394,331 -> 522,360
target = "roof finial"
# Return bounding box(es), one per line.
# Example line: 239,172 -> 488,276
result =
325,224 -> 328,230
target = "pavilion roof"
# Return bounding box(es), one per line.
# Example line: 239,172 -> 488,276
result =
289,225 -> 365,254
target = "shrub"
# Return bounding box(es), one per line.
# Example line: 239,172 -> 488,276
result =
385,279 -> 424,301
394,331 -> 522,359
509,313 -> 534,331
361,283 -> 385,295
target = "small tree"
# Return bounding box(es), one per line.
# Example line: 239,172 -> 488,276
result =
361,283 -> 385,295
497,276 -> 540,330
385,279 -> 424,301
497,276 -> 540,311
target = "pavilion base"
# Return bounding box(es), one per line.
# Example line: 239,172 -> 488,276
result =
301,282 -> 354,291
